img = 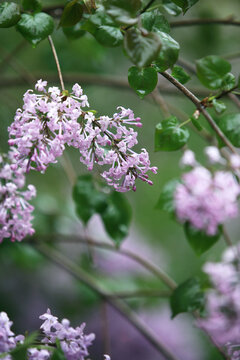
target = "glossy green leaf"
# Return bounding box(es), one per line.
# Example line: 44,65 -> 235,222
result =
0,2 -> 20,28
170,278 -> 205,318
141,10 -> 170,34
156,179 -> 180,216
171,65 -> 191,84
63,22 -> 86,40
184,222 -> 221,255
124,28 -> 161,68
22,0 -> 42,12
104,0 -> 141,25
171,0 -> 199,14
217,113 -> 240,147
160,0 -> 182,16
16,12 -> 54,46
83,10 -> 123,47
153,32 -> 180,72
59,0 -> 83,28
212,99 -> 226,114
101,191 -> 132,246
196,55 -> 232,90
128,66 -> 158,98
155,116 -> 189,151
72,174 -> 108,225
221,72 -> 236,91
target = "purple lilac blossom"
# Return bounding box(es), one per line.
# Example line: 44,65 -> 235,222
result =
198,245 -> 240,358
0,312 -> 24,359
28,349 -> 51,360
0,149 -> 36,242
8,81 -> 157,192
174,163 -> 240,235
39,309 -> 95,360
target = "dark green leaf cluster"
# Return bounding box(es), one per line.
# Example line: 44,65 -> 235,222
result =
72,175 -> 132,246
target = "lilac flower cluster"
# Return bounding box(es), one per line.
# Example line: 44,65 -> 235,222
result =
8,80 -> 157,192
198,245 -> 240,358
39,308 -> 95,360
175,149 -> 240,235
0,311 -> 24,359
0,309 -> 110,360
0,149 -> 36,243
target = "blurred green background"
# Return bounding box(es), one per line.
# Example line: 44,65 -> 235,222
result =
0,1 -> 240,359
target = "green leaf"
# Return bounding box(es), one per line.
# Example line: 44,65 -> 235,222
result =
124,28 -> 161,68
72,174 -> 108,225
170,278 -> 205,318
104,0 -> 141,25
153,32 -> 180,72
155,116 -> 189,151
16,12 -> 54,46
156,179 -> 180,216
11,332 -> 38,360
63,22 -> 86,40
217,113 -> 240,147
51,344 -> 65,360
94,25 -> 123,47
83,10 -> 123,47
141,10 -> 170,34
196,55 -> 232,90
184,222 -> 221,255
190,116 -> 202,131
128,66 -> 158,98
0,2 -> 20,28
59,0 -> 83,28
101,191 -> 132,246
160,0 -> 182,16
212,99 -> 226,114
171,0 -> 199,14
171,65 -> 191,84
221,72 -> 236,91
22,0 -> 42,13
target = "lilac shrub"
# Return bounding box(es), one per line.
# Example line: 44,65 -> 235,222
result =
0,149 -> 36,243
8,81 -> 157,192
174,148 -> 240,235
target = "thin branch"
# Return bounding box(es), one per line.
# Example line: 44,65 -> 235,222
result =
170,17 -> 240,28
36,243 -> 180,360
151,88 -> 171,118
107,289 -> 171,299
101,302 -> 111,356
29,234 -> 177,290
160,71 -> 237,154
222,226 -> 233,247
0,75 -> 210,98
140,0 -> 156,14
48,35 -> 65,91
0,40 -> 27,75
60,153 -> 77,186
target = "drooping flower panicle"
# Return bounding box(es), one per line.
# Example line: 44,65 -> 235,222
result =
8,81 -> 157,192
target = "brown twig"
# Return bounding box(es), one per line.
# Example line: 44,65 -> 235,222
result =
170,17 -> 240,28
160,71 -> 237,154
